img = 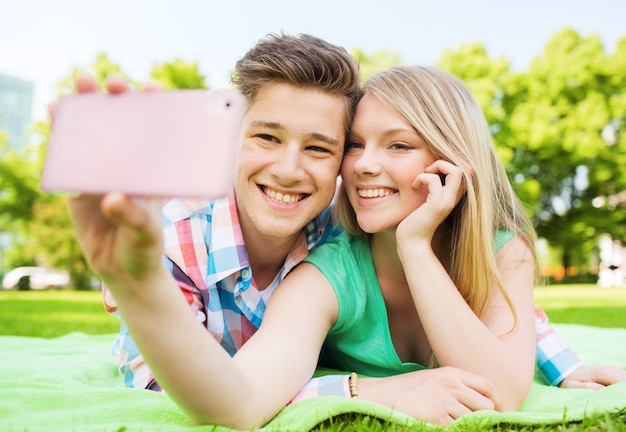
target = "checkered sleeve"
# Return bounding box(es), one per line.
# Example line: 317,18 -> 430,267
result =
102,256 -> 206,391
288,375 -> 350,404
535,305 -> 583,386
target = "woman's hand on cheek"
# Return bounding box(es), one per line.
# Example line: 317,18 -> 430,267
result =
396,161 -> 465,244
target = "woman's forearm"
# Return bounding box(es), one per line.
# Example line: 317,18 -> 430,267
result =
398,240 -> 534,410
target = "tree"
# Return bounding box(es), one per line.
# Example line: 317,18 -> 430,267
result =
150,59 -> 208,90
434,32 -> 626,274
0,137 -> 40,229
0,130 -> 41,278
1,106 -> 96,287
4,54 -> 137,287
499,29 -> 626,271
350,48 -> 404,83
436,43 -> 519,181
7,32 -> 625,284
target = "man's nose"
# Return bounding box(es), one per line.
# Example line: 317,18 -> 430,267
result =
270,144 -> 306,183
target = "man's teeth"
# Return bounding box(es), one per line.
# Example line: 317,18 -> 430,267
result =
358,189 -> 392,198
265,187 -> 303,203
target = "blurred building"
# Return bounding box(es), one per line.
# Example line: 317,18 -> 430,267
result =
0,72 -> 33,152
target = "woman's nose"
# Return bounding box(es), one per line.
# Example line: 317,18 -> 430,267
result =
353,147 -> 382,176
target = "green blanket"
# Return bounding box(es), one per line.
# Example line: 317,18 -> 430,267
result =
1,324 -> 625,431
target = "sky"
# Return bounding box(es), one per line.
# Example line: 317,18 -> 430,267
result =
1,0 -> 625,121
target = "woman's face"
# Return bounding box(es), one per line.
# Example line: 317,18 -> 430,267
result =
341,93 -> 438,234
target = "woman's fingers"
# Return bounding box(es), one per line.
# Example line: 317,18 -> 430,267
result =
423,160 -> 466,204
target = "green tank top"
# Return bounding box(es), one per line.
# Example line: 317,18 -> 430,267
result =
304,229 -> 514,377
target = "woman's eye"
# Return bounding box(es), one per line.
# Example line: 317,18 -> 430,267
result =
345,141 -> 363,152
390,143 -> 412,151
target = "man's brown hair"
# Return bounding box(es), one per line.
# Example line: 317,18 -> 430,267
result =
232,33 -> 361,131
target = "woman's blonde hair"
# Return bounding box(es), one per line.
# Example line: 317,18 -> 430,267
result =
338,65 -> 538,320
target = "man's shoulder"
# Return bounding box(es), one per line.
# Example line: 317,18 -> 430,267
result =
162,195 -> 245,281
313,205 -> 344,247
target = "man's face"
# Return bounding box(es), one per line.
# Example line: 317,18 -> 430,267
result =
234,83 -> 347,241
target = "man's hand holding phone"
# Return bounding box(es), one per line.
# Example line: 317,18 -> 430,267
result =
43,75 -> 246,198
47,72 -> 246,292
58,73 -> 168,293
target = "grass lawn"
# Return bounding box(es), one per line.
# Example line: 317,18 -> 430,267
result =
534,284 -> 626,328
1,284 -> 624,337
0,289 -> 119,337
1,285 -> 625,431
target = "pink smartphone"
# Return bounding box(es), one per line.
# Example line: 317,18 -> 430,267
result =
41,89 -> 247,198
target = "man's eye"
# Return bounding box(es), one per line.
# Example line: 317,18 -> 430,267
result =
307,145 -> 331,153
258,134 -> 279,143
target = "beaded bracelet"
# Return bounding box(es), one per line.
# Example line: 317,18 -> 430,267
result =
349,372 -> 359,398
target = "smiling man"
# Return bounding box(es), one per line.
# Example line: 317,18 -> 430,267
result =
95,32 -> 361,396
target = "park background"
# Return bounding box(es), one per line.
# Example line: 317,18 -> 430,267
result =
1,2 -> 625,430
1,0 -> 626,288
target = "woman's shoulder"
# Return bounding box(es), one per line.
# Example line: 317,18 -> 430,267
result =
494,228 -> 515,252
494,229 -> 534,266
304,232 -> 372,293
307,231 -> 367,260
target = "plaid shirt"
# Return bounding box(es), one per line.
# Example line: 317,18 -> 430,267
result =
103,192 -> 579,395
535,305 -> 583,385
103,190 -> 349,397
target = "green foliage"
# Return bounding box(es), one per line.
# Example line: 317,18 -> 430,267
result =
16,194 -> 95,288
507,30 -> 626,269
350,48 -> 404,83
438,42 -> 511,127
437,30 -> 626,272
1,96 -> 100,284
150,58 -> 208,89
4,28 -> 626,290
0,139 -> 40,229
2,53 -> 214,288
